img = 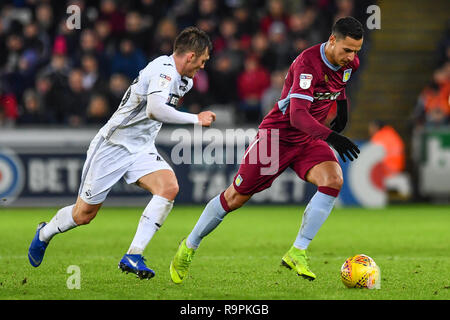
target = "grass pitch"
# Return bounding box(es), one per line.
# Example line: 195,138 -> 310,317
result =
0,204 -> 449,300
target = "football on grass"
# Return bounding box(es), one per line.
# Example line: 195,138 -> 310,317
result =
340,254 -> 380,289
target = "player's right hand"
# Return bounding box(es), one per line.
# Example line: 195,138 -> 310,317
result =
325,131 -> 360,162
197,111 -> 216,127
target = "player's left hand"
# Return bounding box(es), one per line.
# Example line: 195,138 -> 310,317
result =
325,132 -> 360,162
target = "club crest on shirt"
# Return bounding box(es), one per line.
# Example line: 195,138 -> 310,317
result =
343,69 -> 352,82
235,174 -> 243,186
299,74 -> 313,89
158,74 -> 171,88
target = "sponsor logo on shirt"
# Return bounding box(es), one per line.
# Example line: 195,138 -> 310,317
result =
314,91 -> 341,101
166,93 -> 180,107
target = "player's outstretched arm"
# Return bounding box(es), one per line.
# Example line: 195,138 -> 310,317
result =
146,94 -> 215,126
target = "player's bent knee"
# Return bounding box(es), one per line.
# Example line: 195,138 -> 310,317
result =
323,175 -> 344,190
224,185 -> 251,211
159,182 -> 179,201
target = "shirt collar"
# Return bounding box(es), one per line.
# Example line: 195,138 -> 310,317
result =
320,42 -> 341,71
169,54 -> 182,78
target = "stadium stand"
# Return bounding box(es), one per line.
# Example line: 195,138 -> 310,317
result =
0,0 -> 374,128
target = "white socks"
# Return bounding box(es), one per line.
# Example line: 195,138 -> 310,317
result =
39,204 -> 78,243
127,195 -> 174,255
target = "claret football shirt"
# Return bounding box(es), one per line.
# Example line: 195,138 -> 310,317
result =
259,42 -> 359,144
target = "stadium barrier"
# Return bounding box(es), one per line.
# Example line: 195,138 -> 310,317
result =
412,127 -> 450,200
0,126 -> 421,208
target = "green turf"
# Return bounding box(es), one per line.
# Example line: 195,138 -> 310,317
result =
0,204 -> 449,300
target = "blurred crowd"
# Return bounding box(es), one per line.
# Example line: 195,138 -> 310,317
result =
0,0 -> 371,128
411,22 -> 450,129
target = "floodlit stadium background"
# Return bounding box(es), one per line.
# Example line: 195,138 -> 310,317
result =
0,0 -> 449,208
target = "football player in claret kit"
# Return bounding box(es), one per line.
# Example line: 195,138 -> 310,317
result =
28,27 -> 216,279
170,17 -> 363,283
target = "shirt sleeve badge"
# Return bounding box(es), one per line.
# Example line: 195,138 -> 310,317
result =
158,74 -> 172,88
299,74 -> 313,89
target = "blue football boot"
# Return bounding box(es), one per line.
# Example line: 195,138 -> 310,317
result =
118,254 -> 155,279
28,222 -> 49,267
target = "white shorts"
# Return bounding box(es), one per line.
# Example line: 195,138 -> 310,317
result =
78,134 -> 172,204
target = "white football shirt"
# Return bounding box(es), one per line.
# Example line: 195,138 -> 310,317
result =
98,55 -> 194,154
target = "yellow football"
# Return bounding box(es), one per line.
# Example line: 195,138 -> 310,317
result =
340,254 -> 380,289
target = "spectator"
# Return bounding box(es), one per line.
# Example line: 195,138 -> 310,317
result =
23,21 -> 49,62
334,0 -> 354,23
34,72 -> 61,124
288,34 -> 310,61
16,89 -> 48,125
94,19 -> 116,56
73,29 -> 110,77
35,3 -> 56,40
213,17 -> 240,54
195,0 -> 221,39
4,32 -> 24,74
107,73 -> 130,110
66,69 -> 90,127
55,14 -> 81,58
0,84 -> 19,127
261,68 -> 286,116
38,51 -> 71,103
208,53 -> 239,105
150,18 -> 178,58
132,0 -> 169,35
288,8 -> 322,45
86,94 -> 110,125
259,0 -> 290,35
34,48 -> 72,124
98,0 -> 126,37
125,11 -> 150,55
265,21 -> 291,71
232,5 -> 257,37
237,55 -> 271,123
413,65 -> 450,128
197,0 -> 220,28
182,69 -> 211,114
369,120 -> 406,179
250,32 -> 272,70
80,54 -> 106,92
110,38 -> 147,80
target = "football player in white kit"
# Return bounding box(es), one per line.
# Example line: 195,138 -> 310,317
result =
28,27 -> 216,279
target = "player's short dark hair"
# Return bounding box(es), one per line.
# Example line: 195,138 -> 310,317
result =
173,26 -> 213,57
332,17 -> 364,40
